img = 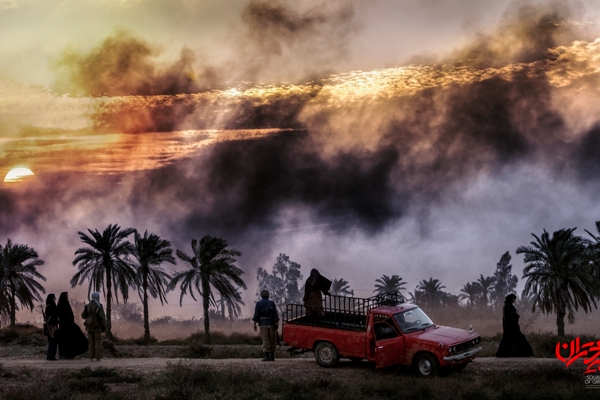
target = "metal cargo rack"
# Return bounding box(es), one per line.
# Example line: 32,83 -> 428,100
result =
282,291 -> 405,331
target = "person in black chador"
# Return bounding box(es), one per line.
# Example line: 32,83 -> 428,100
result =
253,290 -> 279,362
44,294 -> 59,361
496,294 -> 534,357
303,269 -> 331,318
56,292 -> 89,359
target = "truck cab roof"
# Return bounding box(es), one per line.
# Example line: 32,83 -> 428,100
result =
371,303 -> 418,315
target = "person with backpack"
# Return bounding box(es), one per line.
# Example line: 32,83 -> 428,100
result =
252,290 -> 279,361
81,292 -> 107,361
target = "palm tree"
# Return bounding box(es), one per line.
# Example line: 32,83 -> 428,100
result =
130,230 -> 176,342
223,288 -> 245,320
408,290 -> 425,304
71,224 -> 136,340
459,282 -> 481,308
0,239 -> 46,328
585,221 -> 600,290
169,236 -> 247,344
415,278 -> 446,309
476,275 -> 496,309
373,274 -> 407,295
441,292 -> 461,308
330,278 -> 353,296
517,228 -> 597,336
0,262 -> 7,320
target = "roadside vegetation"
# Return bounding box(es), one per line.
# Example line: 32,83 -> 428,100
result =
1,221 -> 599,342
0,361 -> 595,400
1,323 -> 598,361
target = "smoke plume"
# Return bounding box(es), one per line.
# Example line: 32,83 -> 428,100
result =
52,29 -> 221,97
4,2 -> 600,322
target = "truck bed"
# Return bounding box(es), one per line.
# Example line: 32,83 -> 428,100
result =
283,320 -> 368,359
281,292 -> 403,360
286,311 -> 368,331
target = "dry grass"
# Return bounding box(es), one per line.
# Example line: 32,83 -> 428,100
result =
0,361 -> 595,400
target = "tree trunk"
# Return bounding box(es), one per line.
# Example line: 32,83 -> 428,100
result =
9,282 -> 16,328
556,310 -> 565,337
482,290 -> 488,310
202,275 -> 211,345
220,296 -> 225,319
143,272 -> 150,342
106,268 -> 113,341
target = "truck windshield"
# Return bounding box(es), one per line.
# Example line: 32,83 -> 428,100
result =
393,307 -> 434,333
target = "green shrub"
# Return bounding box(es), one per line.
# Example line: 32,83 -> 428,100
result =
0,329 -> 19,343
177,343 -> 213,358
0,325 -> 48,346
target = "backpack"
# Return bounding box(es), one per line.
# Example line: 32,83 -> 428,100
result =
83,302 -> 103,331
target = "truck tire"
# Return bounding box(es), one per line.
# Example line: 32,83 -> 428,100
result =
314,342 -> 340,367
413,352 -> 439,377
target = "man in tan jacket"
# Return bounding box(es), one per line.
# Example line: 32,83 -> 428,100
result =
81,292 -> 107,361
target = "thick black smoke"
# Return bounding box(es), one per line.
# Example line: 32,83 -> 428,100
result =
3,2 -> 600,244
117,72 -> 569,239
236,0 -> 357,83
52,29 -> 221,97
453,2 -> 593,67
123,131 -> 402,238
574,124 -> 600,182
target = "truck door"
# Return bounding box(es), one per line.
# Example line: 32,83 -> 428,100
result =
373,320 -> 405,369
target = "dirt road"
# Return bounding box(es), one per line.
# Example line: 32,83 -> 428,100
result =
0,356 -> 582,378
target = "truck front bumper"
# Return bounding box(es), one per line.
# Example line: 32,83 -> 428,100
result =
443,346 -> 482,362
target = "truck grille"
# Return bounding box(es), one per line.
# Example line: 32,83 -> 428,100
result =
455,337 -> 480,353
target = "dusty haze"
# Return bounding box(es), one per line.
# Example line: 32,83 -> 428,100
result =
1,0 -> 600,336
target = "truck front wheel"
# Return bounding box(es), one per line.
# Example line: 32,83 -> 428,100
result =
314,342 -> 340,367
413,353 -> 439,377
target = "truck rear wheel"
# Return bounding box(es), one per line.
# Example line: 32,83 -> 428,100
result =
413,353 -> 439,377
314,342 -> 340,367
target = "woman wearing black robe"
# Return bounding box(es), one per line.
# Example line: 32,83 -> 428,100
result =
56,292 -> 89,359
44,294 -> 59,361
496,294 -> 534,357
303,269 -> 332,318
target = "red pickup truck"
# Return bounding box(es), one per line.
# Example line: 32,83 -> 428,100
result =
282,292 -> 482,377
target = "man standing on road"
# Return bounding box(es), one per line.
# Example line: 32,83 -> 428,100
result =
253,290 -> 279,362
81,292 -> 107,362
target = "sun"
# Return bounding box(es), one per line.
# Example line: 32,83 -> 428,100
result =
4,167 -> 35,183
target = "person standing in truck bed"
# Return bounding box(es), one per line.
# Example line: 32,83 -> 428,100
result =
303,269 -> 332,318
